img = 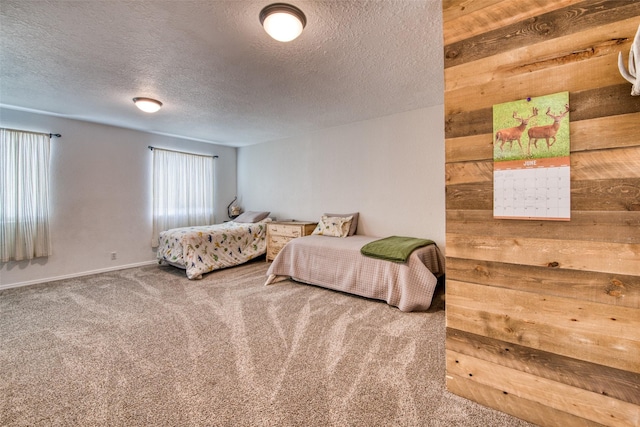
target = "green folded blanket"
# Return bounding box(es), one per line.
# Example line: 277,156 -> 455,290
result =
360,236 -> 435,263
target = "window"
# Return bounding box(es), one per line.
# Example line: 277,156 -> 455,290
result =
0,129 -> 52,262
151,148 -> 215,247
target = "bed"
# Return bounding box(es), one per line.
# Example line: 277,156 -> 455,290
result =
157,212 -> 271,279
264,234 -> 445,312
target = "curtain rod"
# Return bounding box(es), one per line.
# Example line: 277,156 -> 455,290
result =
148,146 -> 218,159
1,127 -> 61,138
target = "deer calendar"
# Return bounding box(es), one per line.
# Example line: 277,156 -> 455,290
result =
492,92 -> 570,221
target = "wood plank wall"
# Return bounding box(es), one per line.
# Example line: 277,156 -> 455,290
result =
443,1 -> 640,426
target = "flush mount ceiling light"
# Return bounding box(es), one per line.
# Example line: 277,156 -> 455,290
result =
259,3 -> 306,42
133,97 -> 163,113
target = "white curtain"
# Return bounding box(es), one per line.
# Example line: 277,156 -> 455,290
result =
152,148 -> 215,247
0,129 -> 52,262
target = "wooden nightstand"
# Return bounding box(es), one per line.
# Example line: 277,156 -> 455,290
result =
266,221 -> 317,261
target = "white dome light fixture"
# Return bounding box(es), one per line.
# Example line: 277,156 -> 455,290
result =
259,3 -> 306,42
133,97 -> 163,113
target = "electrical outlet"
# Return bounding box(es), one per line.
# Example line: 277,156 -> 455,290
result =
110,252 -> 117,260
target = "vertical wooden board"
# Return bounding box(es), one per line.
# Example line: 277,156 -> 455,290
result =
445,134 -> 493,163
447,328 -> 640,405
446,210 -> 640,244
445,107 -> 492,139
444,256 -> 640,308
571,84 -> 640,121
446,53 -> 623,115
572,146 -> 640,180
447,280 -> 640,340
443,0 -> 512,27
447,350 -> 640,427
445,233 -> 640,276
571,112 -> 640,152
446,280 -> 640,373
443,0 -> 583,45
445,182 -> 492,210
572,178 -> 640,212
445,371 -> 605,427
445,17 -> 639,92
445,160 -> 492,185
444,1 -> 640,68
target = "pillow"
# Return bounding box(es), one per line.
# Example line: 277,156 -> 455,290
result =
233,211 -> 270,223
312,215 -> 353,238
324,212 -> 359,236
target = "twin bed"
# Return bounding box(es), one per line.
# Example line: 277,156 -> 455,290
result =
157,212 -> 444,312
265,234 -> 444,312
156,211 -> 271,280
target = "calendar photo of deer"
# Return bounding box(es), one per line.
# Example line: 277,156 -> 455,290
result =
493,92 -> 570,162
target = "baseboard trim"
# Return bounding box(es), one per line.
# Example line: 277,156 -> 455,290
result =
0,260 -> 159,290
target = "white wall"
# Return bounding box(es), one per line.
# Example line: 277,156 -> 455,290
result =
1,105 -> 444,288
0,107 -> 236,288
237,105 -> 445,247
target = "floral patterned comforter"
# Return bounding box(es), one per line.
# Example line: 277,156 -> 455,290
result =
157,219 -> 271,279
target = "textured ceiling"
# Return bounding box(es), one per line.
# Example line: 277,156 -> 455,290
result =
0,1 -> 444,147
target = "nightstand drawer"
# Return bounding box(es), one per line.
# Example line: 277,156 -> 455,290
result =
269,234 -> 291,249
266,246 -> 282,261
266,221 -> 317,262
266,235 -> 290,261
268,224 -> 304,238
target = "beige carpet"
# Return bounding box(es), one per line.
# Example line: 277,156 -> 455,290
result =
0,259 -> 536,426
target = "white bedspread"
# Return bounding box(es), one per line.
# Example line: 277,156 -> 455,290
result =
157,219 -> 270,279
265,235 -> 445,312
